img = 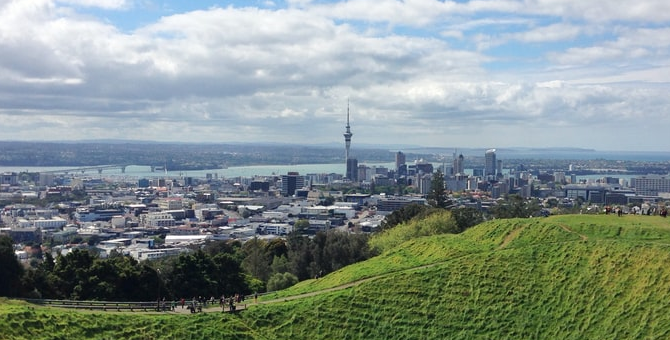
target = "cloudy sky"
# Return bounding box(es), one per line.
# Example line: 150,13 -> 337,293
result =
1,0 -> 669,151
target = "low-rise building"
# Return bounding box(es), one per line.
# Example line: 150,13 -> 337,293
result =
258,223 -> 293,235
376,196 -> 426,213
75,207 -> 125,222
140,212 -> 176,228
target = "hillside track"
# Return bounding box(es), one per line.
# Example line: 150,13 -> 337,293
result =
558,223 -> 589,241
171,222 -> 596,314
499,225 -> 526,249
37,219 -> 622,316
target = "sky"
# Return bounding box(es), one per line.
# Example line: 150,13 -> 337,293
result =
1,0 -> 669,151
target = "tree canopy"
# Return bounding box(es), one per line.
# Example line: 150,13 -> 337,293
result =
490,194 -> 542,219
0,235 -> 23,297
427,170 -> 449,209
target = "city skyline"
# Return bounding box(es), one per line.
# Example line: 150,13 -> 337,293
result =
0,1 -> 669,151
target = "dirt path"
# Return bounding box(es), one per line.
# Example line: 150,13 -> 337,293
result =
499,225 -> 525,249
78,223 -> 593,316
559,224 -> 588,241
182,228 -> 544,315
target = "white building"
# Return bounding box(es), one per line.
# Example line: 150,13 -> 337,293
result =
262,211 -> 289,221
158,197 -> 184,210
274,203 -> 306,216
129,248 -> 183,261
260,223 -> 293,235
631,175 -> 670,196
332,206 -> 356,219
111,216 -> 128,228
165,234 -> 212,244
18,217 -> 67,230
34,217 -> 68,230
230,227 -> 256,239
308,219 -> 331,232
140,212 -> 176,227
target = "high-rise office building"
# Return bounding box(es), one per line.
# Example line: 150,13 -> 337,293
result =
453,152 -> 464,175
631,175 -> 670,196
347,158 -> 359,182
485,149 -> 497,177
281,172 -> 305,197
395,151 -> 406,171
414,161 -> 434,175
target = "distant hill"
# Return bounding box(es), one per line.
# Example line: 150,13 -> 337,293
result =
4,214 -> 670,339
0,140 -> 398,169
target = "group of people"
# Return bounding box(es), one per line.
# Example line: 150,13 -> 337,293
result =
219,293 -> 247,312
159,296 -> 209,313
604,206 -> 625,217
604,205 -> 668,217
158,292 -> 256,313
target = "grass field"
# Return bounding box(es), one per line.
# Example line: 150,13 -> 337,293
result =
3,214 -> 670,339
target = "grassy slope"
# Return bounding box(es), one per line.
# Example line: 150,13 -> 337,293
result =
0,301 -> 257,340
4,214 -> 670,339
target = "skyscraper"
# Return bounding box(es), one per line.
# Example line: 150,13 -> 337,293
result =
453,151 -> 464,175
395,151 -> 406,171
485,149 -> 497,177
281,172 -> 305,197
347,158 -> 359,182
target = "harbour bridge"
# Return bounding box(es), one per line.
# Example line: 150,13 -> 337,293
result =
39,164 -> 132,174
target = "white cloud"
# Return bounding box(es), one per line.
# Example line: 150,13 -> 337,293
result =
0,0 -> 668,151
56,0 -> 129,10
513,23 -> 582,43
548,27 -> 670,73
521,0 -> 670,23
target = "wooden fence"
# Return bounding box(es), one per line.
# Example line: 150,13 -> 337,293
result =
24,299 -> 163,312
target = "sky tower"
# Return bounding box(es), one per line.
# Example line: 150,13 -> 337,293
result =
344,102 -> 353,162
343,102 -> 357,180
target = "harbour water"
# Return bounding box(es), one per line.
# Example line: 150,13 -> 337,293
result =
0,163 -> 396,180
1,149 -> 667,179
0,162 -> 646,183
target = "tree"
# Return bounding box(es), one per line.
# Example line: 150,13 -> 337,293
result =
322,231 -> 373,272
267,272 -> 298,291
202,239 -> 242,258
241,237 -> 271,282
270,255 -> 290,275
211,253 -> 247,295
427,170 -> 448,208
51,249 -> 96,299
286,233 -> 313,281
87,234 -> 100,246
379,203 -> 435,230
294,219 -> 310,234
491,194 -> 542,219
320,196 -> 335,206
545,198 -> 559,208
167,251 -> 221,299
0,235 -> 23,297
265,238 -> 288,260
451,207 -> 484,232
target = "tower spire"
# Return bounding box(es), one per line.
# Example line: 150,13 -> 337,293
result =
344,101 -> 353,160
346,101 -> 351,131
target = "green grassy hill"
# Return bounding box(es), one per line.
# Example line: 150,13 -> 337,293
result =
4,214 -> 670,339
